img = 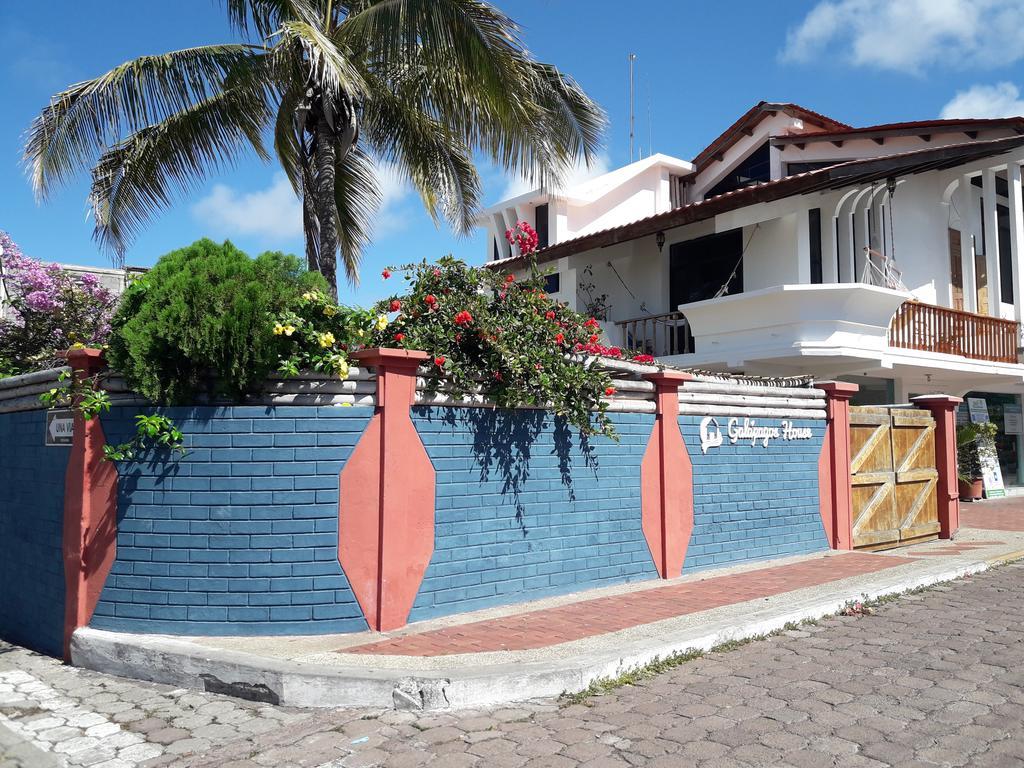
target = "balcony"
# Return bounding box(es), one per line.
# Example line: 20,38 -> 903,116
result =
888,301 -> 1020,364
616,311 -> 693,357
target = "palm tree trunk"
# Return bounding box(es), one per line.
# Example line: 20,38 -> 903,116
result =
314,118 -> 339,300
302,184 -> 319,275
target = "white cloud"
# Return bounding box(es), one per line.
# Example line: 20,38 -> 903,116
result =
500,154 -> 611,200
781,0 -> 1024,75
940,82 -> 1024,118
192,174 -> 304,240
192,166 -> 413,243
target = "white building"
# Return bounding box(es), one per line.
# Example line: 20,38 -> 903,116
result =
480,102 -> 1024,481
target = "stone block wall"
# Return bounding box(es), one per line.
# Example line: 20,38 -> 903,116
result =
681,416 -> 828,570
0,410 -> 68,656
89,405 -> 373,635
408,408 -> 657,621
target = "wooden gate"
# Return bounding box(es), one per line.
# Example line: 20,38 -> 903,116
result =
849,406 -> 939,550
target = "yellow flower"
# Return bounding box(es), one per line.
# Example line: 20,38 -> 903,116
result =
340,402 -> 353,407
323,306 -> 338,318
356,328 -> 365,338
273,323 -> 285,336
283,324 -> 296,337
302,291 -> 319,301
375,314 -> 388,331
317,332 -> 335,348
336,359 -> 350,380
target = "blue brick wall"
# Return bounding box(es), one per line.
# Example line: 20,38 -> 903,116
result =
681,414 -> 828,571
0,410 -> 68,656
409,408 -> 658,621
89,405 -> 373,635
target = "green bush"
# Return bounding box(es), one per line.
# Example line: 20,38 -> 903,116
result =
107,239 -> 326,403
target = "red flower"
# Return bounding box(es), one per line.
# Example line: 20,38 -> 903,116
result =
493,371 -> 503,382
433,268 -> 442,277
605,387 -> 616,396
505,273 -> 515,283
425,294 -> 437,307
545,310 -> 556,320
608,347 -> 622,357
585,318 -> 600,329
382,268 -> 392,279
389,299 -> 401,312
589,334 -> 599,344
632,353 -> 655,364
555,332 -> 565,344
435,356 -> 446,367
393,332 -> 405,342
454,310 -> 473,326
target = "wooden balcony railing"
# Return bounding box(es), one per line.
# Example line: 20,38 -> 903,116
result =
616,311 -> 693,357
888,301 -> 1020,364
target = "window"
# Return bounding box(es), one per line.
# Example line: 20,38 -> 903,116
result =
534,203 -> 549,249
669,229 -> 743,307
492,237 -> 499,261
543,273 -> 560,294
704,142 -> 771,199
786,160 -> 841,175
809,208 -> 823,284
999,203 -> 1013,305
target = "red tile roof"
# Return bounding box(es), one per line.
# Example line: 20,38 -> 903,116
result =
488,134 -> 1024,270
691,101 -> 851,170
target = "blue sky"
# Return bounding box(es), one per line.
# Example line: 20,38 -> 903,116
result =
3,0 -> 1024,305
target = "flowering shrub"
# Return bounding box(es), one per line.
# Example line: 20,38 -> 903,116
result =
0,231 -> 117,376
371,256 -> 620,437
505,220 -> 539,257
273,291 -> 383,380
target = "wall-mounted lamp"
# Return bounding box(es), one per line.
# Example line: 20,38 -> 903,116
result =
886,176 -> 897,198
656,231 -> 666,252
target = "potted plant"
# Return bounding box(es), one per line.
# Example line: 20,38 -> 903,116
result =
956,421 -> 998,501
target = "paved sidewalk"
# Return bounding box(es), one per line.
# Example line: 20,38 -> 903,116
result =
69,524 -> 1024,710
6,559 -> 1024,766
345,552 -> 917,656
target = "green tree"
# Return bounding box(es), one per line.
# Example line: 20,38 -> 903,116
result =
24,0 -> 605,298
106,238 -> 326,403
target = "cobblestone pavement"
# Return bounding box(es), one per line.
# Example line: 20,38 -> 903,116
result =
4,562 -> 1024,768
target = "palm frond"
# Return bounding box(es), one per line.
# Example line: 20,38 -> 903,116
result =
362,91 -> 480,233
222,0 -> 323,38
274,85 -> 305,195
88,83 -> 274,260
24,45 -> 268,200
276,20 -> 365,101
332,146 -> 381,285
527,61 -> 607,170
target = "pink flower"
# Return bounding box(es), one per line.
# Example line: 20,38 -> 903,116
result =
382,268 -> 392,279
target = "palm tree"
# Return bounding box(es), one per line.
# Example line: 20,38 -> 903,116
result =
24,0 -> 605,298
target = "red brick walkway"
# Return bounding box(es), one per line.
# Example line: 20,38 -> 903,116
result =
962,497 -> 1024,531
344,552 -> 914,657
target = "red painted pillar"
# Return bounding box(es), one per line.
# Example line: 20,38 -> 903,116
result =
640,371 -> 693,579
817,381 -> 858,550
62,348 -> 119,660
339,349 -> 435,632
912,394 -> 963,540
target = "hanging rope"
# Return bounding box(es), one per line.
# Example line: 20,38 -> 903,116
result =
713,223 -> 760,299
605,260 -> 648,313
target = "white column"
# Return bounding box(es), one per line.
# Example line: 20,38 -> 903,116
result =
1008,163 -> 1024,322
958,175 -> 977,312
983,168 -> 1002,316
824,214 -> 838,283
796,209 -> 811,284
846,212 -> 856,284
860,206 -> 871,281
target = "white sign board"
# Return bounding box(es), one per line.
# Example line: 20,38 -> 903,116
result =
980,435 -> 1006,498
1004,405 -> 1023,436
967,397 -> 990,424
699,416 -> 813,454
45,409 -> 74,446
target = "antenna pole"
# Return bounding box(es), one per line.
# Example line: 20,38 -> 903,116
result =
628,53 -> 637,162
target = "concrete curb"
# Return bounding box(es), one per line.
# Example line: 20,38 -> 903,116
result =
70,555 -> 1011,711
